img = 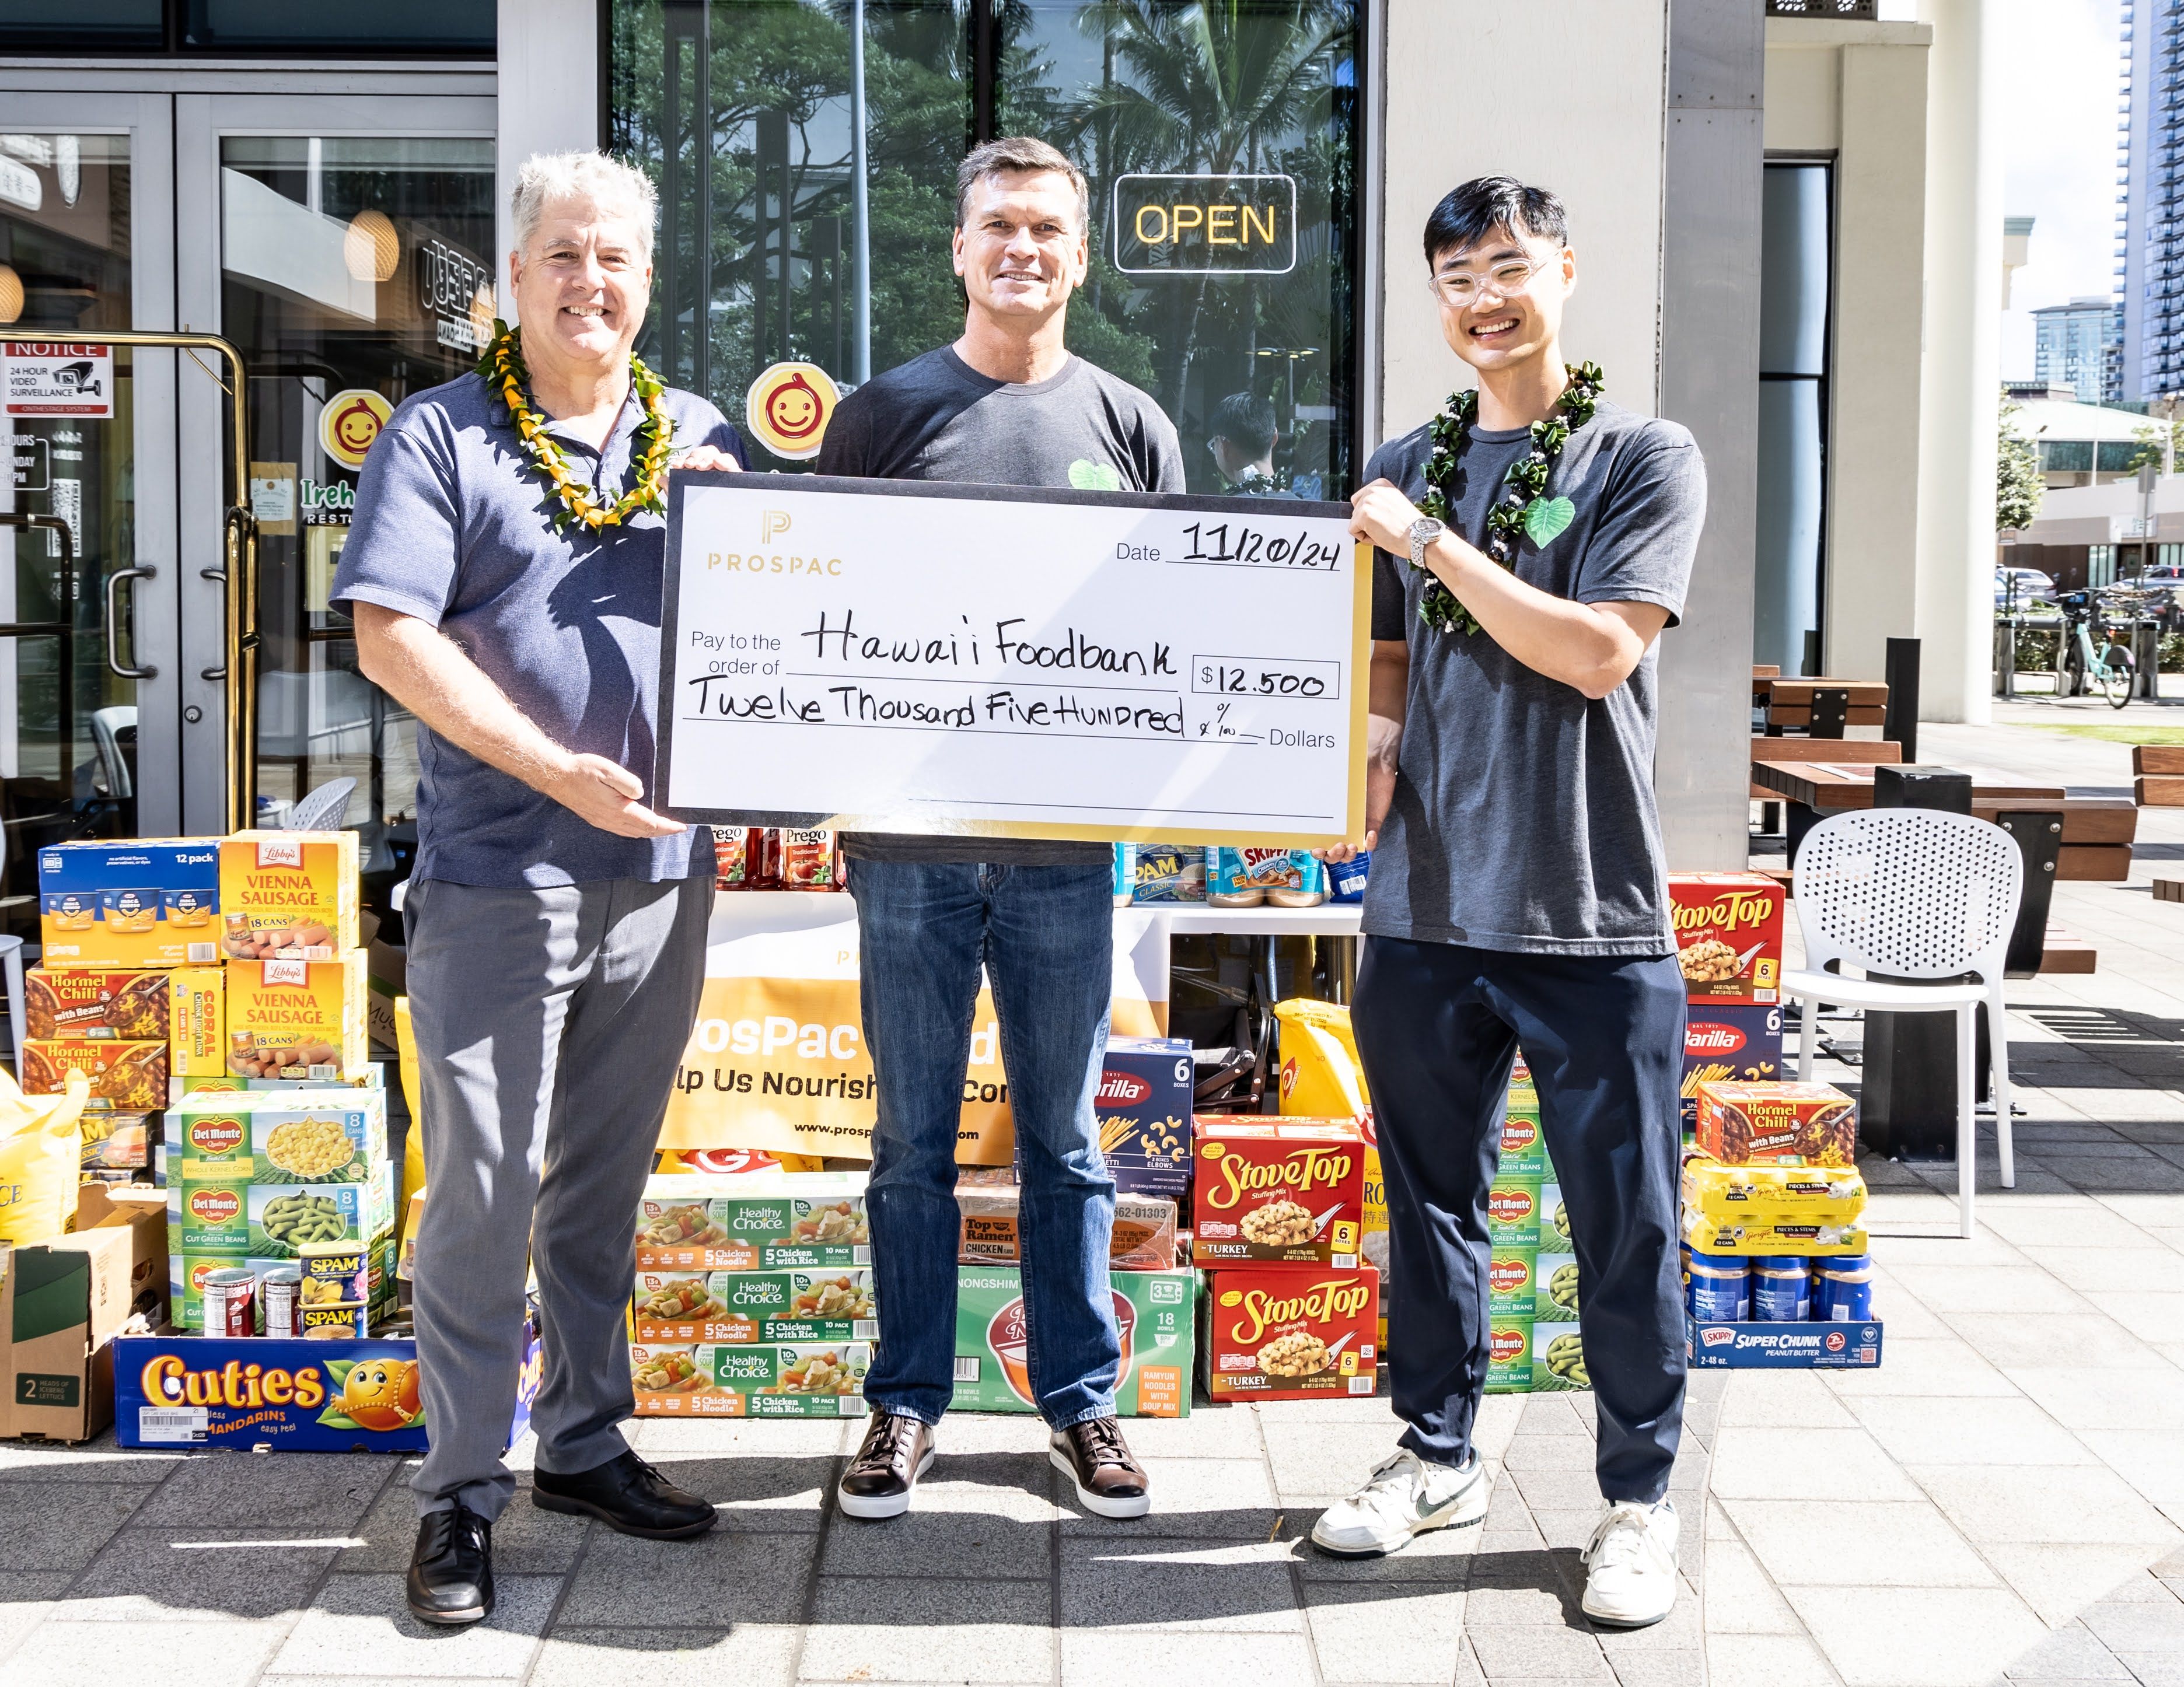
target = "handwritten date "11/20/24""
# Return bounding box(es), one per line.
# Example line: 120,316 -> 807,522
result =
1163,521 -> 1345,570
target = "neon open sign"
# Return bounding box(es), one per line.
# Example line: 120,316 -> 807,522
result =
1113,173 -> 1297,276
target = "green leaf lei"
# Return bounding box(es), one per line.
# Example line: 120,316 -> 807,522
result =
476,318 -> 676,534
1413,361 -> 1604,635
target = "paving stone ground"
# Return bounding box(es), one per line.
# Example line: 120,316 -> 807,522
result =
5,703 -> 2184,1687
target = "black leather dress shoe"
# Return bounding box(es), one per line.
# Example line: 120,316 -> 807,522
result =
532,1450 -> 718,1539
407,1505 -> 494,1626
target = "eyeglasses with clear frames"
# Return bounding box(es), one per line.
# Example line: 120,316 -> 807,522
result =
1427,252 -> 1556,308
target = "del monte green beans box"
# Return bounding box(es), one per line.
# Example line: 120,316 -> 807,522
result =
955,1264 -> 1194,1416
1486,1177 -> 1543,1250
631,1267 -> 877,1343
1532,1321 -> 1588,1391
1487,1249 -> 1539,1320
633,1171 -> 869,1270
1485,1320 -> 1532,1393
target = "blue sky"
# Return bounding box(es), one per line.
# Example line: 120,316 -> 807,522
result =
1999,0 -> 2124,380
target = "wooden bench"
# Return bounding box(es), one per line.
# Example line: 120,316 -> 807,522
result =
1750,737 -> 1900,801
2133,744 -> 2184,807
1753,676 -> 1889,733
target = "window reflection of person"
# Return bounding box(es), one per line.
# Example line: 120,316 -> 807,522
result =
1209,391 -> 1283,491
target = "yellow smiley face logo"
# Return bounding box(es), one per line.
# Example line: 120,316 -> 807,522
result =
319,388 -> 393,470
745,361 -> 840,461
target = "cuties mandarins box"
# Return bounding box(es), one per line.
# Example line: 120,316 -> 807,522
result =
218,831 -> 360,960
1190,1116 -> 1365,1267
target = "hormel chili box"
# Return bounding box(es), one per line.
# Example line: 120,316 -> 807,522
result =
1693,1080 -> 1859,1167
1682,1003 -> 1785,1107
1095,1035 -> 1194,1199
1203,1266 -> 1379,1401
1190,1116 -> 1365,1267
1668,873 -> 1785,1004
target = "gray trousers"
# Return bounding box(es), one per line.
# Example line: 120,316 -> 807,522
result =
406,872 -> 711,1520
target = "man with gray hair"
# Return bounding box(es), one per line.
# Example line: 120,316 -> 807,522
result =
817,136 -> 1183,1524
334,149 -> 747,1626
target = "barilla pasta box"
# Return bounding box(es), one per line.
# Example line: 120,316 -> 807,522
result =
1694,1080 -> 1859,1166
1203,1266 -> 1378,1401
1190,1116 -> 1365,1266
1682,1003 -> 1785,1123
954,1265 -> 1193,1416
38,838 -> 221,968
224,953 -> 369,1080
631,1268 -> 877,1344
1668,873 -> 1785,1004
1682,1161 -> 1867,1227
170,1088 -> 386,1182
218,831 -> 361,959
1094,1035 -> 1194,1199
631,1342 -> 872,1418
634,1171 -> 869,1270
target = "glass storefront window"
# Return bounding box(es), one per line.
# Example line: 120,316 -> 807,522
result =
0,2 -> 162,51
219,135 -> 495,853
609,0 -> 1361,495
183,0 -> 494,52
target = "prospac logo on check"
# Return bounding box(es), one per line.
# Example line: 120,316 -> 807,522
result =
760,510 -> 791,542
703,501 -> 843,577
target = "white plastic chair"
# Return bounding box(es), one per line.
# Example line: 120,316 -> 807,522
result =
1783,808 -> 2023,1238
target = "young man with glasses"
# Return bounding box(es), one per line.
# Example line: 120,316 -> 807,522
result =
815,135 -> 1184,1522
1311,177 -> 1704,1629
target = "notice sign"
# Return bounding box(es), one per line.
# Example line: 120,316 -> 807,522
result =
1114,174 -> 1297,275
658,474 -> 1367,848
4,342 -> 113,418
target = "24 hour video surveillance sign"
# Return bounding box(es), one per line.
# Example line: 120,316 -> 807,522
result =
4,342 -> 113,419
1113,173 -> 1298,276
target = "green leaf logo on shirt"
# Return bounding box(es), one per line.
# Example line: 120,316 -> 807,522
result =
1068,459 -> 1123,492
1523,496 -> 1575,547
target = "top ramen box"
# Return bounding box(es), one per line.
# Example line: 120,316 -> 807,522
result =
1191,1116 -> 1365,1268
219,831 -> 361,959
1694,1080 -> 1860,1167
225,953 -> 369,1080
952,1264 -> 1194,1417
635,1171 -> 870,1270
39,838 -> 221,968
1203,1265 -> 1379,1401
1668,873 -> 1785,1005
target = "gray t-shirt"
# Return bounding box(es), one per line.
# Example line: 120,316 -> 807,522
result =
332,371 -> 746,888
816,345 -> 1187,865
1362,398 -> 1705,955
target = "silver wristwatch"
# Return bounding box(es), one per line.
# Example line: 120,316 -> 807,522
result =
1407,516 -> 1446,570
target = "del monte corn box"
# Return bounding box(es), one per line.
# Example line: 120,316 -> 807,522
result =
172,1087 -> 386,1181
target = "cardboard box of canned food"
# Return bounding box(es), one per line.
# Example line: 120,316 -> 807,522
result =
630,1342 -> 871,1418
1694,1080 -> 1859,1166
1486,1317 -> 1588,1394
38,838 -> 222,968
218,830 -> 360,959
223,954 -> 369,1080
1686,1317 -> 1885,1369
953,1265 -> 1193,1416
634,1172 -> 869,1270
170,1088 -> 386,1184
170,1230 -> 396,1333
631,1268 -> 878,1344
1202,1265 -> 1378,1402
1191,1116 -> 1364,1266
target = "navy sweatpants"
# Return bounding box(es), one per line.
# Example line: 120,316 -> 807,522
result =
1351,934 -> 1688,1504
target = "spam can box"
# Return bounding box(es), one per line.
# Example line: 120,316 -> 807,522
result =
631,1268 -> 878,1344
1668,873 -> 1785,1005
1204,1266 -> 1379,1402
1694,1080 -> 1859,1166
218,831 -> 361,959
631,1342 -> 871,1418
1190,1115 -> 1365,1267
634,1172 -> 869,1270
38,838 -> 221,968
224,953 -> 369,1080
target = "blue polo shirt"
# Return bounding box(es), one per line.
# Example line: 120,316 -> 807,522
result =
331,370 -> 744,888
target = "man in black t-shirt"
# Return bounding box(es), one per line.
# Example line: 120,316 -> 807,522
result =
1310,177 -> 1703,1632
816,136 -> 1184,1527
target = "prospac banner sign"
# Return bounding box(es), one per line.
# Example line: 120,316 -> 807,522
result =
4,342 -> 113,418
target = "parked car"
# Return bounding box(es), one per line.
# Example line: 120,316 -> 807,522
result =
1995,566 -> 2056,608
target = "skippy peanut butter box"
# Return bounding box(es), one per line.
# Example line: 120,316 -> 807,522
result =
1191,1116 -> 1365,1267
1668,873 -> 1785,1005
218,831 -> 360,959
39,838 -> 221,968
224,954 -> 369,1080
1203,1266 -> 1379,1401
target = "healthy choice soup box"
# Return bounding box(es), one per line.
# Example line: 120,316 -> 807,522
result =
634,1171 -> 869,1270
629,1342 -> 872,1419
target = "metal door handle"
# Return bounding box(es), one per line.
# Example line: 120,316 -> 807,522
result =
200,567 -> 228,680
105,565 -> 158,680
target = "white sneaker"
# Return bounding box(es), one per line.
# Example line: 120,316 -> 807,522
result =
1310,1448 -> 1490,1558
1580,1499 -> 1680,1628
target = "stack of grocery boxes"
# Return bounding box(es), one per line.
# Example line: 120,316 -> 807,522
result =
1669,873 -> 1788,1138
1482,1070 -> 1585,1393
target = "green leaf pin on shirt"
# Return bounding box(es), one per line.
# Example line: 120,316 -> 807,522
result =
1068,459 -> 1122,492
1523,496 -> 1575,547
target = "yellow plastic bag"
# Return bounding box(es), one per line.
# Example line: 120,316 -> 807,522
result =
0,1070 -> 90,1243
395,995 -> 427,1257
1274,998 -> 1371,1117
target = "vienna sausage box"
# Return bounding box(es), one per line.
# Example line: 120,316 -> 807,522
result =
218,830 -> 361,959
1203,1265 -> 1378,1402
631,1267 -> 878,1344
953,1265 -> 1193,1417
114,1318 -> 539,1451
223,954 -> 369,1080
1190,1115 -> 1365,1267
1668,873 -> 1785,1005
634,1171 -> 869,1270
630,1341 -> 871,1418
1094,1035 -> 1194,1199
38,838 -> 221,968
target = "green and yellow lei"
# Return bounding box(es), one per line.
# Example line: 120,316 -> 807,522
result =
477,320 -> 675,533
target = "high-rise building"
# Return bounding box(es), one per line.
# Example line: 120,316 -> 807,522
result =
2033,297 -> 2126,405
2117,0 -> 2184,396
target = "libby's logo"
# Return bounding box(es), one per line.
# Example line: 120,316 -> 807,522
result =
1096,1070 -> 1151,1107
1203,1144 -> 1353,1211
1218,1278 -> 1371,1346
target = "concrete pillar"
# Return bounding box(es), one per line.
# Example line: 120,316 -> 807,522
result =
495,0 -> 602,317
1915,0 -> 2001,724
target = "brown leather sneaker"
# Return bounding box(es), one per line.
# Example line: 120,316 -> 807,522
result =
837,1411 -> 935,1520
1050,1416 -> 1151,1519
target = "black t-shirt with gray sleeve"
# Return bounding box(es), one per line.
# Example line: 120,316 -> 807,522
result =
816,346 -> 1187,865
1363,398 -> 1706,955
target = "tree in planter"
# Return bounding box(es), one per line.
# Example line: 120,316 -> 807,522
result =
1998,400 -> 2044,534
2124,414 -> 2184,474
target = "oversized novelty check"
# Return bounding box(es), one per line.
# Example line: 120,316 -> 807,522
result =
657,473 -> 1368,847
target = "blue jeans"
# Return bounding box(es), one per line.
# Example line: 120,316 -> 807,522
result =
847,859 -> 1120,1429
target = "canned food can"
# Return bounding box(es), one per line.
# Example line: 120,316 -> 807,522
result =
1812,1252 -> 1874,1321
1749,1255 -> 1812,1322
201,1266 -> 258,1336
261,1266 -> 303,1337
